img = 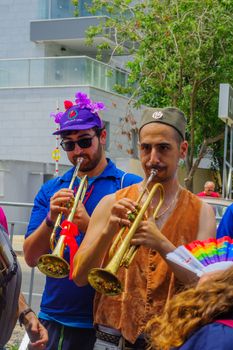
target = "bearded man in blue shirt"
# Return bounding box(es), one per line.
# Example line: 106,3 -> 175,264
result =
23,91 -> 142,350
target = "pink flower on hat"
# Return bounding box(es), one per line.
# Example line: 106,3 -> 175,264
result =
50,111 -> 64,124
75,92 -> 91,109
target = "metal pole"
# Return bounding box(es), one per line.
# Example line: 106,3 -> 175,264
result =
9,222 -> 15,244
222,123 -> 228,198
28,267 -> 35,307
230,126 -> 233,199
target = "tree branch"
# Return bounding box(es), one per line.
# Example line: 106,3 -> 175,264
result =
184,132 -> 224,185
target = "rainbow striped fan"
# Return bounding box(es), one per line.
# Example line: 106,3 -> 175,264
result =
167,236 -> 233,277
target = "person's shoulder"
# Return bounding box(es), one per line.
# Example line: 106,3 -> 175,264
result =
121,172 -> 142,187
229,203 -> 233,210
178,322 -> 233,350
182,188 -> 203,203
115,182 -> 141,201
211,192 -> 221,197
184,189 -> 211,206
39,168 -> 72,193
180,189 -> 210,218
109,160 -> 142,187
114,166 -> 142,181
196,192 -> 205,196
39,176 -> 61,192
95,192 -> 116,211
202,322 -> 233,348
220,202 -> 233,216
34,175 -> 64,203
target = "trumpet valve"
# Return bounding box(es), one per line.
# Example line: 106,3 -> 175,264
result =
127,206 -> 140,222
66,197 -> 75,209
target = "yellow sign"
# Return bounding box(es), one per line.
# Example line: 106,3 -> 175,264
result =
52,149 -> 61,161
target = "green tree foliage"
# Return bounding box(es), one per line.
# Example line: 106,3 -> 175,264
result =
84,0 -> 233,189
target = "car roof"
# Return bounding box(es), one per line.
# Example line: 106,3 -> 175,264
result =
201,197 -> 233,206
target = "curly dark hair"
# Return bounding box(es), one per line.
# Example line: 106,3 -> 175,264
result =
146,266 -> 233,350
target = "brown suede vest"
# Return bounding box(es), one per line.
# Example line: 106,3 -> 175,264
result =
94,184 -> 202,343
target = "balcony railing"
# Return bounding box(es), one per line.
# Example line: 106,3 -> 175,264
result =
39,0 -> 105,19
0,56 -> 128,91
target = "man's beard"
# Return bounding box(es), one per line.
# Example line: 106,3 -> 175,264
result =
75,143 -> 103,173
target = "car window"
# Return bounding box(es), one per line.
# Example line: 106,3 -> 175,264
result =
200,197 -> 232,229
212,204 -> 228,226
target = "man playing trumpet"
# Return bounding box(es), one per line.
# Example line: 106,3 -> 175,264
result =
23,91 -> 141,350
73,107 -> 216,350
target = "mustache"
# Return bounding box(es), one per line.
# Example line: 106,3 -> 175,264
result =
147,165 -> 164,172
74,155 -> 88,162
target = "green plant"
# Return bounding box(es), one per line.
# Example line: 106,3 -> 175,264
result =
84,0 -> 233,190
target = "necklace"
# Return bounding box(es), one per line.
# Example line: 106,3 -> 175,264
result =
155,185 -> 182,220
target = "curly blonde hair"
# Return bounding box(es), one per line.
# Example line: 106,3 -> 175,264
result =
146,266 -> 233,350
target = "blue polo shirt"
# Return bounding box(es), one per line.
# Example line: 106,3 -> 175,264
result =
26,159 -> 142,328
217,203 -> 233,239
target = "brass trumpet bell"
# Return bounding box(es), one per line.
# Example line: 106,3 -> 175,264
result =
37,256 -> 69,279
37,236 -> 69,278
88,268 -> 122,296
37,171 -> 88,278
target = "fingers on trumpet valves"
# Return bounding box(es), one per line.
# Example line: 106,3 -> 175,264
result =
118,217 -> 123,226
117,216 -> 131,227
113,198 -> 137,213
50,190 -> 74,208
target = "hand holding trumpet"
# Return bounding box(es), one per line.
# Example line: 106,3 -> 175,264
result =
107,197 -> 165,252
107,198 -> 138,232
131,216 -> 165,250
49,188 -> 75,222
49,189 -> 90,232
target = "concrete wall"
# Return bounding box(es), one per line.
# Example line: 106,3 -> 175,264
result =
0,86 -> 142,165
0,0 -> 45,59
0,0 -> 144,232
0,84 -> 143,234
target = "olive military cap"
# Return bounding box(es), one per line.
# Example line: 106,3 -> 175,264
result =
139,107 -> 187,139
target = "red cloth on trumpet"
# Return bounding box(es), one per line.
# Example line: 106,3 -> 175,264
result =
60,220 -> 79,279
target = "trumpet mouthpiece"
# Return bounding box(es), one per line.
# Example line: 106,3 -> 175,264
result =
77,157 -> 84,165
147,169 -> 157,184
151,169 -> 158,177
143,169 -> 158,190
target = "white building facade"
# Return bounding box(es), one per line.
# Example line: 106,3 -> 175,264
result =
0,0 -> 143,232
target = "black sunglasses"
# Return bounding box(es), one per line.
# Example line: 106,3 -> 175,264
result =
60,135 -> 96,151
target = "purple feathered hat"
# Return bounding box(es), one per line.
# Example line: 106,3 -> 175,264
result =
51,91 -> 105,135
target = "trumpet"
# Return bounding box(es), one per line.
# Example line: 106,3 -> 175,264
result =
50,157 -> 83,251
37,158 -> 88,278
88,170 -> 164,296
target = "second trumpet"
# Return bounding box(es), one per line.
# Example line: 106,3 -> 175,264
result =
88,170 -> 164,295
